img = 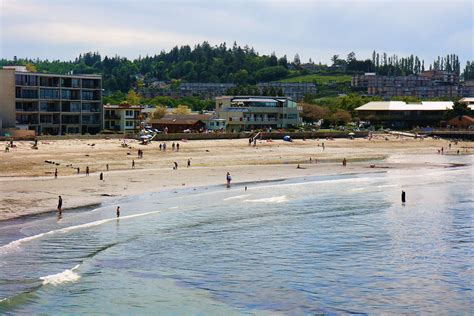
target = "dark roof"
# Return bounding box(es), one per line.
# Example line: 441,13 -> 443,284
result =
149,114 -> 210,125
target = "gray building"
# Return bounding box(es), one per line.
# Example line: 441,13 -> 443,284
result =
179,83 -> 236,98
257,82 -> 317,101
0,67 -> 102,135
352,70 -> 466,99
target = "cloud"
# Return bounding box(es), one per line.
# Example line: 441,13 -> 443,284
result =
0,0 -> 472,64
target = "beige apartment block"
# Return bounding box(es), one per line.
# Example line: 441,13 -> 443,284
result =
0,67 -> 102,135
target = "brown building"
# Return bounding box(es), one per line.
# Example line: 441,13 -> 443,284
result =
447,116 -> 474,129
149,114 -> 209,133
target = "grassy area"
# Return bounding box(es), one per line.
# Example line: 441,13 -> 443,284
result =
279,74 -> 352,84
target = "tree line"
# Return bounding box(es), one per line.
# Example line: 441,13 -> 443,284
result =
1,43 -> 472,95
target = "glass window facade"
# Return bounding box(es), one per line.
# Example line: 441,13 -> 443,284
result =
40,89 -> 59,99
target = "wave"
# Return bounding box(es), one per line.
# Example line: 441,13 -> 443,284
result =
244,195 -> 289,204
0,210 -> 161,254
223,194 -> 250,201
40,264 -> 81,286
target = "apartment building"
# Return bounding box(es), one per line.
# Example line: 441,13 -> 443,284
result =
103,104 -> 143,132
0,67 -> 102,134
257,82 -> 317,101
215,96 -> 302,132
179,83 -> 236,98
351,71 -> 467,99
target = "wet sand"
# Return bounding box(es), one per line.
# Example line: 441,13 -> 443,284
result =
1,135 -> 472,221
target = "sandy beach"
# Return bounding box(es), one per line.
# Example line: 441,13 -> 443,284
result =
0,135 -> 472,221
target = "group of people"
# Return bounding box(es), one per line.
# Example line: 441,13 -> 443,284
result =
158,142 -> 181,151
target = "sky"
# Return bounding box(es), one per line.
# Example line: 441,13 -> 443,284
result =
0,0 -> 472,65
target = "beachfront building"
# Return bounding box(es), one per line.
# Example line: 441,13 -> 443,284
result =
0,66 -> 102,135
356,100 -> 474,128
103,104 -> 143,132
215,96 -> 302,132
149,114 -> 209,133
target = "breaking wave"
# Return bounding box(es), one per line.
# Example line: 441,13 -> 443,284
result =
244,195 -> 289,204
40,265 -> 81,286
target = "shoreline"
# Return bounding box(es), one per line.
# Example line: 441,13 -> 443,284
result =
1,137 -> 472,221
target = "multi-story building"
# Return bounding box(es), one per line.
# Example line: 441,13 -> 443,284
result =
351,71 -> 467,99
0,66 -> 102,134
257,82 -> 317,101
179,83 -> 236,98
215,96 -> 302,132
103,104 -> 143,132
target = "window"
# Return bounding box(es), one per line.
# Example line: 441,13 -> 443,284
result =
125,121 -> 134,127
61,90 -> 72,100
81,91 -> 93,100
40,89 -> 59,99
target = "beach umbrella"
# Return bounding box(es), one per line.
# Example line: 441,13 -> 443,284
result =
348,132 -> 355,136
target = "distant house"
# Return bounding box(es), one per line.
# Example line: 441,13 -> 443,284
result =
447,115 -> 474,129
148,114 -> 209,133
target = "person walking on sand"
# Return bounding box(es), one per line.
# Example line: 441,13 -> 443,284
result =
116,206 -> 120,218
173,161 -> 178,170
187,159 -> 191,168
106,164 -> 109,171
100,172 -> 103,181
322,142 -> 325,151
226,172 -> 232,188
176,143 -> 180,151
54,168 -> 58,179
57,196 -> 63,214
172,142 -> 175,151
86,166 -> 89,176
342,158 -> 347,166
132,160 -> 135,169
77,167 -> 80,174
159,143 -> 162,151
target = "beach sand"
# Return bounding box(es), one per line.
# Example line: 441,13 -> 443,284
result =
0,135 -> 472,221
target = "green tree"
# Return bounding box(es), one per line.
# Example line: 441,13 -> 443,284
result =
172,105 -> 191,115
151,106 -> 167,119
126,89 -> 140,105
444,102 -> 472,120
301,103 -> 329,122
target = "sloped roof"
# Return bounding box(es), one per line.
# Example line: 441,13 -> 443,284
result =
149,114 -> 210,125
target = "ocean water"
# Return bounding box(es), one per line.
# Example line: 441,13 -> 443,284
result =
0,155 -> 472,315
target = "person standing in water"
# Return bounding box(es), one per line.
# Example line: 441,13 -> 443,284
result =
57,196 -> 63,214
86,166 -> 89,176
342,158 -> 347,166
401,191 -> 406,203
132,160 -> 135,169
116,206 -> 120,218
54,168 -> 58,179
226,172 -> 232,188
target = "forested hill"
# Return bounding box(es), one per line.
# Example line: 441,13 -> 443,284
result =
1,41 -> 472,93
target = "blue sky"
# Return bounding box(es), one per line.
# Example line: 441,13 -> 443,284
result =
1,0 -> 472,65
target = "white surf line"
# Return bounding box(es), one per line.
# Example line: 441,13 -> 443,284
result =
40,264 -> 81,286
0,210 -> 161,254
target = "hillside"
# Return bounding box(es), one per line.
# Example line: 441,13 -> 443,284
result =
279,73 -> 352,84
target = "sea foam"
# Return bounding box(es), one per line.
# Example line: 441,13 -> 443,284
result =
0,210 -> 161,254
244,195 -> 289,204
40,264 -> 81,286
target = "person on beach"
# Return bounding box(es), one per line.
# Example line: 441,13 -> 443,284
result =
457,149 -> 460,155
106,164 -> 109,171
249,138 -> 252,146
187,159 -> 191,168
342,158 -> 347,166
86,166 -> 89,176
100,172 -> 103,181
176,143 -> 180,151
226,172 -> 232,188
159,143 -> 162,151
57,196 -> 63,214
54,168 -> 58,179
116,206 -> 120,218
172,142 -> 175,151
401,191 -> 406,203
132,160 -> 135,169
163,143 -> 167,151
173,161 -> 178,170
322,142 -> 325,150
77,167 -> 80,174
